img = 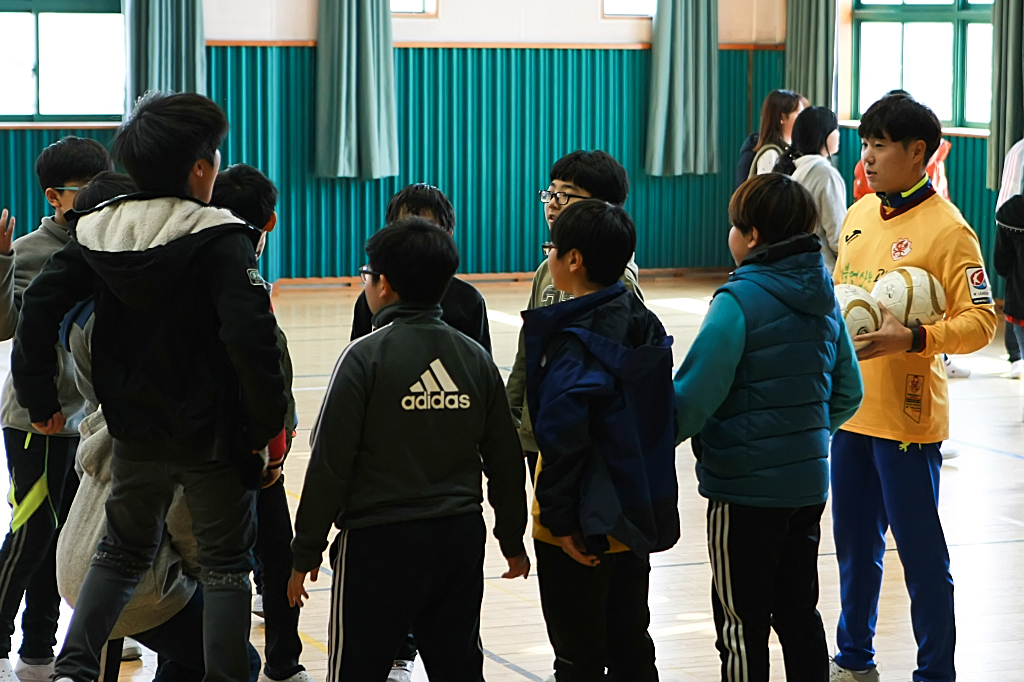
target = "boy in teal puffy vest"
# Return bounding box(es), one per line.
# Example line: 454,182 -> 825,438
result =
673,173 -> 863,682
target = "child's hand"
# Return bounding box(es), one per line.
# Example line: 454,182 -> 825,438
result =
854,302 -> 914,360
31,412 -> 66,435
555,531 -> 600,567
502,552 -> 531,579
0,209 -> 14,256
287,566 -> 319,608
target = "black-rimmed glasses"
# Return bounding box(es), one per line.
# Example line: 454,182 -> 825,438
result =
358,265 -> 381,283
538,189 -> 589,206
542,241 -> 556,256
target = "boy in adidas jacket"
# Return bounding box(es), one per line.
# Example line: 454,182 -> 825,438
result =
830,95 -> 996,682
524,200 -> 678,681
288,218 -> 529,682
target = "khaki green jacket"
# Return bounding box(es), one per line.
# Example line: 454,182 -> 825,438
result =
505,257 -> 643,452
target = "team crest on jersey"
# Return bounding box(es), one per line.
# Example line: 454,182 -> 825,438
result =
965,266 -> 994,305
401,358 -> 471,411
891,238 -> 912,261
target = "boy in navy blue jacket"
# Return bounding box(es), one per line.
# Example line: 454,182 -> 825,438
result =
523,200 -> 678,681
674,174 -> 863,682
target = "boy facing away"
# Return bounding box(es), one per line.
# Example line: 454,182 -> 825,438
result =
0,137 -> 112,682
830,95 -> 996,682
674,174 -> 863,682
523,200 -> 679,681
11,92 -> 287,682
507,150 -> 643,479
287,218 -> 528,682
350,183 -> 491,355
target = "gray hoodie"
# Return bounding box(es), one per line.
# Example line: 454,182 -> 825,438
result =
0,217 -> 89,435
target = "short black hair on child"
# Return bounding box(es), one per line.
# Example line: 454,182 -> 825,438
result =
35,137 -> 113,193
211,164 -> 279,228
859,94 -> 942,162
730,174 -> 818,245
112,91 -> 229,195
550,150 -> 629,206
385,184 -> 456,234
365,217 -> 459,306
73,172 -> 138,212
550,199 -> 636,287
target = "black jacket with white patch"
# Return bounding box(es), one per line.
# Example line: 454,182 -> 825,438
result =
12,195 -> 286,488
291,303 -> 527,573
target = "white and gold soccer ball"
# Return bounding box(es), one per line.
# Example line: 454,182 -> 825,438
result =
834,284 -> 881,350
871,266 -> 946,328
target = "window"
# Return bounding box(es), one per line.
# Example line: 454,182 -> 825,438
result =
0,0 -> 124,121
853,0 -> 993,127
603,0 -> 657,17
390,0 -> 438,14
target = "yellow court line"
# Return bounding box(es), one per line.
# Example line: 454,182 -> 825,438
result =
484,577 -> 543,609
285,488 -> 301,501
297,629 -> 329,654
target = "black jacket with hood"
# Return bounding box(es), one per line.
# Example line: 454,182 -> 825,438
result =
996,195 -> 1024,319
12,194 -> 287,488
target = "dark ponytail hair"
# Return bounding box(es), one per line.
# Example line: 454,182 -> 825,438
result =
755,90 -> 803,152
773,107 -> 839,175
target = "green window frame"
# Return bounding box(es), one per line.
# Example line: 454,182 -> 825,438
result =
0,0 -> 123,122
852,0 -> 993,129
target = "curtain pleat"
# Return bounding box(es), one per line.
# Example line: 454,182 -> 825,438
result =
123,0 -> 206,111
989,0 -> 1024,191
644,0 -> 719,176
784,0 -> 836,108
314,0 -> 399,179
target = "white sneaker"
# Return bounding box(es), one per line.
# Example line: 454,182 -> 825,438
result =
388,660 -> 414,682
829,659 -> 880,682
941,444 -> 959,460
121,637 -> 143,661
944,356 -> 971,379
1010,359 -> 1024,379
252,594 -> 265,618
259,671 -> 315,682
0,660 -> 18,682
13,659 -> 54,682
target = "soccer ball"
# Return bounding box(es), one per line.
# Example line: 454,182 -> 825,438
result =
834,284 -> 881,350
871,267 -> 946,328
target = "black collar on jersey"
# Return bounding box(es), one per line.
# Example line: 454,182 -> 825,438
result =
877,176 -> 936,221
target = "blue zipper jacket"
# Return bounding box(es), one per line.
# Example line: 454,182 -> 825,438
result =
524,282 -> 680,556
674,234 -> 863,508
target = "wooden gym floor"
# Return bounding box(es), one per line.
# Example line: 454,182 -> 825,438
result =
2,276 -> 1022,681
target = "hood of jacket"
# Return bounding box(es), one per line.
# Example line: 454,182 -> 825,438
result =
71,194 -> 259,309
731,233 -> 834,317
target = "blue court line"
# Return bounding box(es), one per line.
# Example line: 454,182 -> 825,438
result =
947,439 -> 1024,461
482,648 -> 545,681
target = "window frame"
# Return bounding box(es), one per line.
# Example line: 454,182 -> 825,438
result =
0,0 -> 123,123
601,0 -> 656,19
390,0 -> 439,18
851,0 -> 993,129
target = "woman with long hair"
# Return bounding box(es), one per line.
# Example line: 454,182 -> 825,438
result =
774,106 -> 846,270
747,90 -> 804,178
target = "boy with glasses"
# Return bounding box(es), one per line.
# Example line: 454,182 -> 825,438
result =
0,137 -> 113,682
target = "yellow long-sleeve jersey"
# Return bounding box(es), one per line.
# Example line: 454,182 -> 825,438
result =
834,193 -> 997,443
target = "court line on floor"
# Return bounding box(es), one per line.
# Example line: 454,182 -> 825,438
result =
482,648 -> 544,681
947,439 -> 1024,461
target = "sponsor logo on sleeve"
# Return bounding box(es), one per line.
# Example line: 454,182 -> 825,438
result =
401,358 -> 471,411
247,268 -> 267,286
904,374 -> 924,424
965,266 -> 994,305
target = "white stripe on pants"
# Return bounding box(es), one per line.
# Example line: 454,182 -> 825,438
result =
709,501 -> 749,682
327,530 -> 349,682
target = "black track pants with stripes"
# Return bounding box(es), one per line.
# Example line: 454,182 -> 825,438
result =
707,500 -> 829,682
0,428 -> 79,659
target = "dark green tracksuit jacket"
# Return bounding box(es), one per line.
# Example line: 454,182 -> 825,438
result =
291,303 -> 528,573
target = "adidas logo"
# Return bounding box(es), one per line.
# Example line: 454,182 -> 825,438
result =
401,359 -> 472,411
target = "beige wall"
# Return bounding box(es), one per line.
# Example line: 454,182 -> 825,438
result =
203,0 -> 787,44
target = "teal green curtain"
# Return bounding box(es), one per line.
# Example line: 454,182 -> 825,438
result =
645,0 -> 719,176
314,0 -> 399,179
785,0 -> 836,107
989,0 -> 1024,190
122,0 -> 206,109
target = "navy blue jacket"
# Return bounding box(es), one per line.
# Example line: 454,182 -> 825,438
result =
524,282 -> 679,556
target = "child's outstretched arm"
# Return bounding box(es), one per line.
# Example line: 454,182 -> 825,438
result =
673,293 -> 746,444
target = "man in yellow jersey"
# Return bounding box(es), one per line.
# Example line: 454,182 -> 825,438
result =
829,95 -> 996,682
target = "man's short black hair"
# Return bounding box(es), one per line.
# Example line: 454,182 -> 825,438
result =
211,164 -> 279,228
730,173 -> 818,245
365,217 -> 459,305
550,200 -> 636,287
859,94 -> 943,162
385,184 -> 455,234
73,172 -> 138,211
550,150 -> 629,205
35,137 -> 113,193
112,91 -> 229,195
